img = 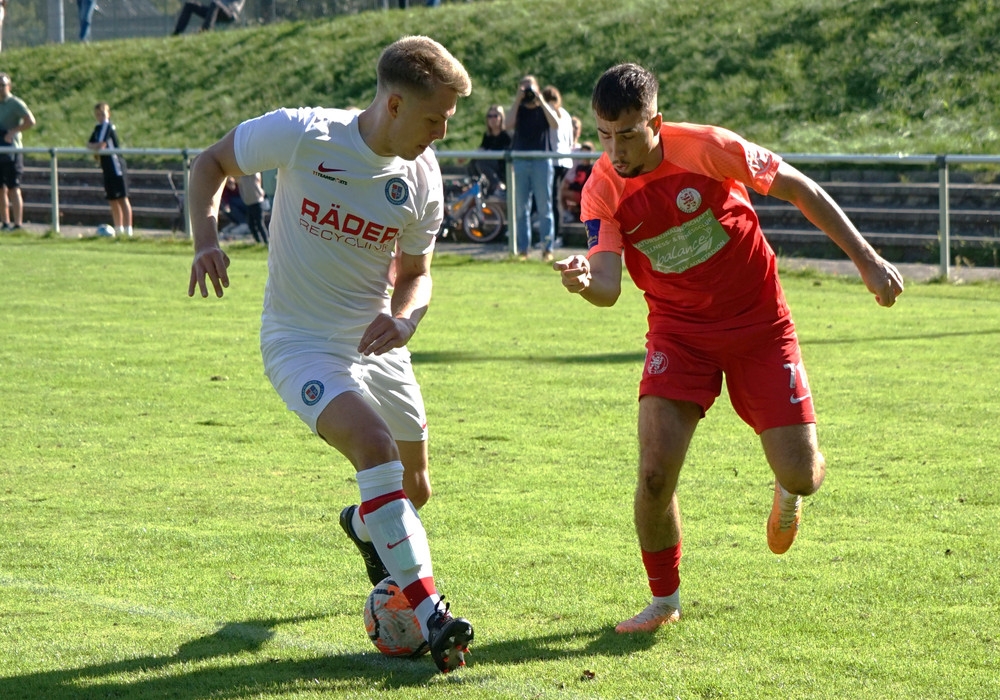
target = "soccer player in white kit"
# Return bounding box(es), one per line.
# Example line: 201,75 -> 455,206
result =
187,36 -> 474,673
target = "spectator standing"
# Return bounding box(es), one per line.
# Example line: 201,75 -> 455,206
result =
543,85 -> 574,237
554,63 -> 904,635
78,0 -> 97,41
187,35 -> 474,674
172,0 -> 245,35
472,103 -> 511,194
508,74 -> 559,261
0,73 -> 35,231
87,102 -> 133,237
237,172 -> 268,244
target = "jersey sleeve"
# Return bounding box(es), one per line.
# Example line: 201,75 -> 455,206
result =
233,108 -> 309,176
579,156 -> 624,257
664,123 -> 782,195
397,149 -> 441,257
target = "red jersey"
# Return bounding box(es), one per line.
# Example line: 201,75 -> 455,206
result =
581,122 -> 790,332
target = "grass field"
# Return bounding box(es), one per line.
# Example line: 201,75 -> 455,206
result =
3,0 -> 1000,155
0,234 -> 998,699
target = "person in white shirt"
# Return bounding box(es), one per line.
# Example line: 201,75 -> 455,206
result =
543,85 -> 575,239
187,35 -> 474,674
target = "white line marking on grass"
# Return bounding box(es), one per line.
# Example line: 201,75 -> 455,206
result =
0,575 -> 353,657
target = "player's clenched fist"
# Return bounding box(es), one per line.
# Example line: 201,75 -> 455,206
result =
553,255 -> 592,294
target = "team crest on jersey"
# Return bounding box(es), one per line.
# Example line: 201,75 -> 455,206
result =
676,188 -> 702,214
301,380 -> 325,406
646,351 -> 669,376
385,178 -> 409,206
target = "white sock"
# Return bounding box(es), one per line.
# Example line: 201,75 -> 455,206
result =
652,589 -> 681,612
778,482 -> 802,510
357,461 -> 440,640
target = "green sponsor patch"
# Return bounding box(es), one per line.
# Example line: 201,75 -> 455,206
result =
633,210 -> 729,274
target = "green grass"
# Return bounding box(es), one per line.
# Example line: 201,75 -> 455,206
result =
1,0 -> 999,156
0,234 -> 998,698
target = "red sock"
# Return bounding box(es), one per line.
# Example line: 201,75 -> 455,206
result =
641,542 -> 681,597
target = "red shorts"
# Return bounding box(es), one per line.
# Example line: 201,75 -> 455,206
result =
639,317 -> 815,434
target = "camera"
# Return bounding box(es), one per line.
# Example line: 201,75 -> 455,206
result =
522,87 -> 536,102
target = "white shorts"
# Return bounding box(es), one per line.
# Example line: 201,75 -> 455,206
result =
262,338 -> 428,442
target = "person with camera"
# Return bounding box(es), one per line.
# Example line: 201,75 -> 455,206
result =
508,75 -> 560,261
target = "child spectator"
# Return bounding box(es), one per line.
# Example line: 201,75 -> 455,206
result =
87,102 -> 133,237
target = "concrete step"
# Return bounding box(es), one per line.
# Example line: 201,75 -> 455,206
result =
19,165 -> 184,230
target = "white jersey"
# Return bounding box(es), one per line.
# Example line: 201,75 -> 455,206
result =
233,107 -> 442,346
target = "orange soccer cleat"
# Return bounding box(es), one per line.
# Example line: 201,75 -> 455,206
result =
614,601 -> 680,634
767,480 -> 802,554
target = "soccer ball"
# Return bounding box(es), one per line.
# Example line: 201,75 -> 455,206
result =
96,224 -> 116,237
364,577 -> 428,657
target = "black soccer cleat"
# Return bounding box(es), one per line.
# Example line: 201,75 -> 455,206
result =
339,505 -> 389,586
426,599 -> 474,674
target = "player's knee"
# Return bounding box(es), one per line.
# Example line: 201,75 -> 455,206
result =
782,452 -> 826,496
406,482 -> 431,509
637,464 -> 676,501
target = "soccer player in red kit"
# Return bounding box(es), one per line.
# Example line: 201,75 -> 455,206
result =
554,63 -> 904,633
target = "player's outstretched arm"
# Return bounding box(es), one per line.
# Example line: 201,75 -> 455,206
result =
768,162 -> 904,307
187,129 -> 244,299
553,251 -> 622,307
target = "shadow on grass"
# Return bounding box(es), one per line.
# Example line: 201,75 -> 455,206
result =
802,326 -> 1000,346
0,616 -> 654,698
412,350 -> 647,364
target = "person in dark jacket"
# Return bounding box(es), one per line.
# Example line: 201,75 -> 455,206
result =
172,0 -> 245,35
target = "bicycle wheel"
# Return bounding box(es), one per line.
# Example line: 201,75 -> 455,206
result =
461,202 -> 505,243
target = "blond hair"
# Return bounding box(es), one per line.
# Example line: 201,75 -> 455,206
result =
377,35 -> 472,98
486,104 -> 506,129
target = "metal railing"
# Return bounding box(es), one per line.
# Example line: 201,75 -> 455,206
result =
776,153 -> 1000,280
8,0 -> 466,49
435,150 -> 1000,281
7,145 -> 1000,280
4,145 -> 200,237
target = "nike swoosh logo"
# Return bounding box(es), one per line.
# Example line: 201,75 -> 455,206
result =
790,393 -> 812,404
625,222 -> 643,235
386,534 -> 413,549
317,162 -> 346,173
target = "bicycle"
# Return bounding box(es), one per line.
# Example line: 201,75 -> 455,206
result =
438,173 -> 506,244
